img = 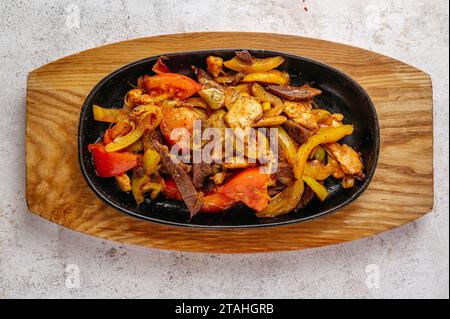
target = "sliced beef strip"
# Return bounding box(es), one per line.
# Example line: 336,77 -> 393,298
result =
151,140 -> 202,217
282,120 -> 313,144
297,184 -> 315,209
192,162 -> 215,189
142,129 -> 164,151
192,66 -> 224,90
267,84 -> 322,101
234,50 -> 254,64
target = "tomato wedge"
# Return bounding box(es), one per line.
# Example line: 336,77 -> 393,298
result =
88,143 -> 139,177
201,193 -> 236,213
218,167 -> 270,212
160,105 -> 205,145
143,73 -> 201,99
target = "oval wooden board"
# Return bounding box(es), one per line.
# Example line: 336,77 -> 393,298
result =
26,32 -> 433,253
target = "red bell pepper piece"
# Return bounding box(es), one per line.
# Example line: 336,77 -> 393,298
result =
218,167 -> 270,212
152,57 -> 170,74
88,143 -> 139,177
143,73 -> 201,99
162,178 -> 183,201
163,178 -> 236,212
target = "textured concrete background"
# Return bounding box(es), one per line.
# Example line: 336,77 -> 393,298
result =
0,0 -> 448,299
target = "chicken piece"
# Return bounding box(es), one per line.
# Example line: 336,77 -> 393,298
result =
342,175 -> 356,189
292,112 -> 319,131
324,143 -> 364,176
127,89 -> 154,108
224,96 -> 263,128
327,153 -> 345,179
211,172 -> 229,185
320,113 -> 345,128
115,173 -> 131,192
283,100 -> 313,118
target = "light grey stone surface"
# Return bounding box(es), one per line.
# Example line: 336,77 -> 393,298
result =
0,0 -> 448,299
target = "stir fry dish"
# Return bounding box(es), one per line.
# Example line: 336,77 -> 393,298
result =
88,51 -> 365,218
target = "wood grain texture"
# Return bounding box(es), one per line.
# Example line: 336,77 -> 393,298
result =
26,32 -> 433,253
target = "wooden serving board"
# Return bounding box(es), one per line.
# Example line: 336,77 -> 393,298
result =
26,32 -> 433,253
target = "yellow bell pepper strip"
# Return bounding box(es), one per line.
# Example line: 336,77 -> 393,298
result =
105,107 -> 162,152
242,70 -> 290,85
105,122 -> 146,152
142,182 -> 163,200
131,173 -> 150,205
143,149 -> 161,176
302,175 -> 328,201
251,83 -> 284,117
206,56 -> 223,77
115,173 -> 131,192
258,125 -> 354,217
257,179 -> 304,217
125,139 -> 143,152
295,125 -> 354,178
93,105 -> 127,123
277,126 -> 298,167
223,56 -> 285,73
304,160 -> 332,180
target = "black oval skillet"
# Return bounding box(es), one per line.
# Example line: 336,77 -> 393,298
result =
78,49 -> 380,229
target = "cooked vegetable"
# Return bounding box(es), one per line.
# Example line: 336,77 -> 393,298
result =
251,83 -> 283,117
206,56 -> 223,77
267,84 -> 322,101
105,108 -> 162,152
93,105 -> 126,123
218,167 -> 270,212
115,173 -> 131,192
131,173 -> 149,204
88,143 -> 139,177
89,52 -> 365,220
302,176 -> 328,201
141,182 -> 163,200
242,70 -> 290,85
160,105 -> 205,144
224,55 -> 284,73
143,73 -> 201,99
295,125 -> 354,178
277,126 -> 298,166
143,149 -> 160,175
304,160 -> 332,180
201,193 -> 236,213
152,56 -> 170,74
253,115 -> 287,127
257,179 -> 304,217
198,88 -> 225,109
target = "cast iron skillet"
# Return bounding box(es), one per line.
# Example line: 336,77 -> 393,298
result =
78,49 -> 380,228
